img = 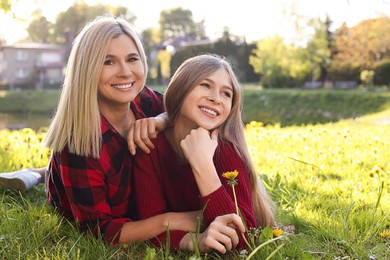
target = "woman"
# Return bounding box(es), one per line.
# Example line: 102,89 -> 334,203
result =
134,54 -> 276,253
38,15 -> 204,245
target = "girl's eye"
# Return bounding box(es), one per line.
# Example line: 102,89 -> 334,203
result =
200,83 -> 210,88
223,91 -> 232,98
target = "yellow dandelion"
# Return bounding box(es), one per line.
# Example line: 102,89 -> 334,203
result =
222,170 -> 239,180
379,229 -> 390,239
273,228 -> 284,237
222,170 -> 239,215
222,170 -> 239,186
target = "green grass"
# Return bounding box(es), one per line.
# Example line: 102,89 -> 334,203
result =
242,87 -> 390,126
1,87 -> 390,127
0,90 -> 60,115
0,89 -> 389,259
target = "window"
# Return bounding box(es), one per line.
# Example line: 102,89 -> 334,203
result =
15,50 -> 29,61
15,68 -> 29,79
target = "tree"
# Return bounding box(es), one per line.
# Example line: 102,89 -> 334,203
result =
250,35 -> 312,88
0,0 -> 11,13
53,2 -> 135,44
360,70 -> 375,87
305,16 -> 332,83
158,7 -> 196,41
332,16 -> 390,75
250,36 -> 289,88
27,10 -> 53,43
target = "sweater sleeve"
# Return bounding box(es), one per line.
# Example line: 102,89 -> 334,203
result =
134,140 -> 187,250
198,142 -> 256,248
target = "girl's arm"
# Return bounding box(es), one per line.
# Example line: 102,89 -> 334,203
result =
134,142 -> 200,248
134,133 -> 246,252
180,128 -> 222,195
181,128 -> 256,248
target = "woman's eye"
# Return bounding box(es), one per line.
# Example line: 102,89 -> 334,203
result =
128,57 -> 139,62
104,60 -> 114,65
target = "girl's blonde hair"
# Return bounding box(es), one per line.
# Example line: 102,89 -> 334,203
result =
45,16 -> 147,158
164,54 -> 276,227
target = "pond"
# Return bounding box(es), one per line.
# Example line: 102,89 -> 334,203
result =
0,112 -> 51,131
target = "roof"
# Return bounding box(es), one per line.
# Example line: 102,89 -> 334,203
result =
1,42 -> 64,51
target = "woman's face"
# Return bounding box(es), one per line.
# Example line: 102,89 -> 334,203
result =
177,68 -> 233,131
98,34 -> 145,109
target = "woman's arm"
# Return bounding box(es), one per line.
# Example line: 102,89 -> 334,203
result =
119,211 -> 200,243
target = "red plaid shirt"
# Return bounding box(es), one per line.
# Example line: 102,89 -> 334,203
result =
46,86 -> 164,244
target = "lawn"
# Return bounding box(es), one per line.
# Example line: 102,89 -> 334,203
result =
0,113 -> 389,259
1,87 -> 390,126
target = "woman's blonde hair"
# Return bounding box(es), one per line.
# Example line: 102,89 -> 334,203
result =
164,54 -> 276,227
44,15 -> 147,158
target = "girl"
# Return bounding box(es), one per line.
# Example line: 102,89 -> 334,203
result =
134,54 -> 276,253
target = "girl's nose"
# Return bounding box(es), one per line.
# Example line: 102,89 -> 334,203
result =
208,90 -> 221,104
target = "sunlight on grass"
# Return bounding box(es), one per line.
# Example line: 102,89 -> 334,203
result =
1,120 -> 389,258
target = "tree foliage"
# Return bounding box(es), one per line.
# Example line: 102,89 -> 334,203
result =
0,0 -> 11,13
27,11 -> 53,43
332,16 -> 390,72
305,16 -> 332,82
158,7 -> 196,41
250,15 -> 390,87
53,2 -> 135,44
249,36 -> 287,88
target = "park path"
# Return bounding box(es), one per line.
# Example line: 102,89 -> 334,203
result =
372,117 -> 390,125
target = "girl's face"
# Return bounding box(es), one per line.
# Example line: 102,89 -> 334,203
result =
98,34 -> 145,109
178,68 -> 233,131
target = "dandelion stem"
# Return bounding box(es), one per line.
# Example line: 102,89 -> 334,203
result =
246,236 -> 285,260
265,239 -> 288,260
232,185 -> 239,216
375,181 -> 384,210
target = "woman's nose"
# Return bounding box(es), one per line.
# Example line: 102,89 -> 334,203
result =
118,63 -> 132,77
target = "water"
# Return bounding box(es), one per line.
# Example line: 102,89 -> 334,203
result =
0,112 -> 51,131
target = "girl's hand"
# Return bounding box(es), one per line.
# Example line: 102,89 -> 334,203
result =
185,213 -> 245,254
180,127 -> 221,196
127,113 -> 168,155
180,127 -> 218,168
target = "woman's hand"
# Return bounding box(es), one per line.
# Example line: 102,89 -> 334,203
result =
181,213 -> 245,254
127,113 -> 168,155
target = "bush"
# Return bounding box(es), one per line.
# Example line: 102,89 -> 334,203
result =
374,59 -> 390,86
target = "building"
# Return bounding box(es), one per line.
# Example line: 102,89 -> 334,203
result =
0,43 -> 65,90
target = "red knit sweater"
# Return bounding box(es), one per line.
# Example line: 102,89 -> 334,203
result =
134,132 -> 256,250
